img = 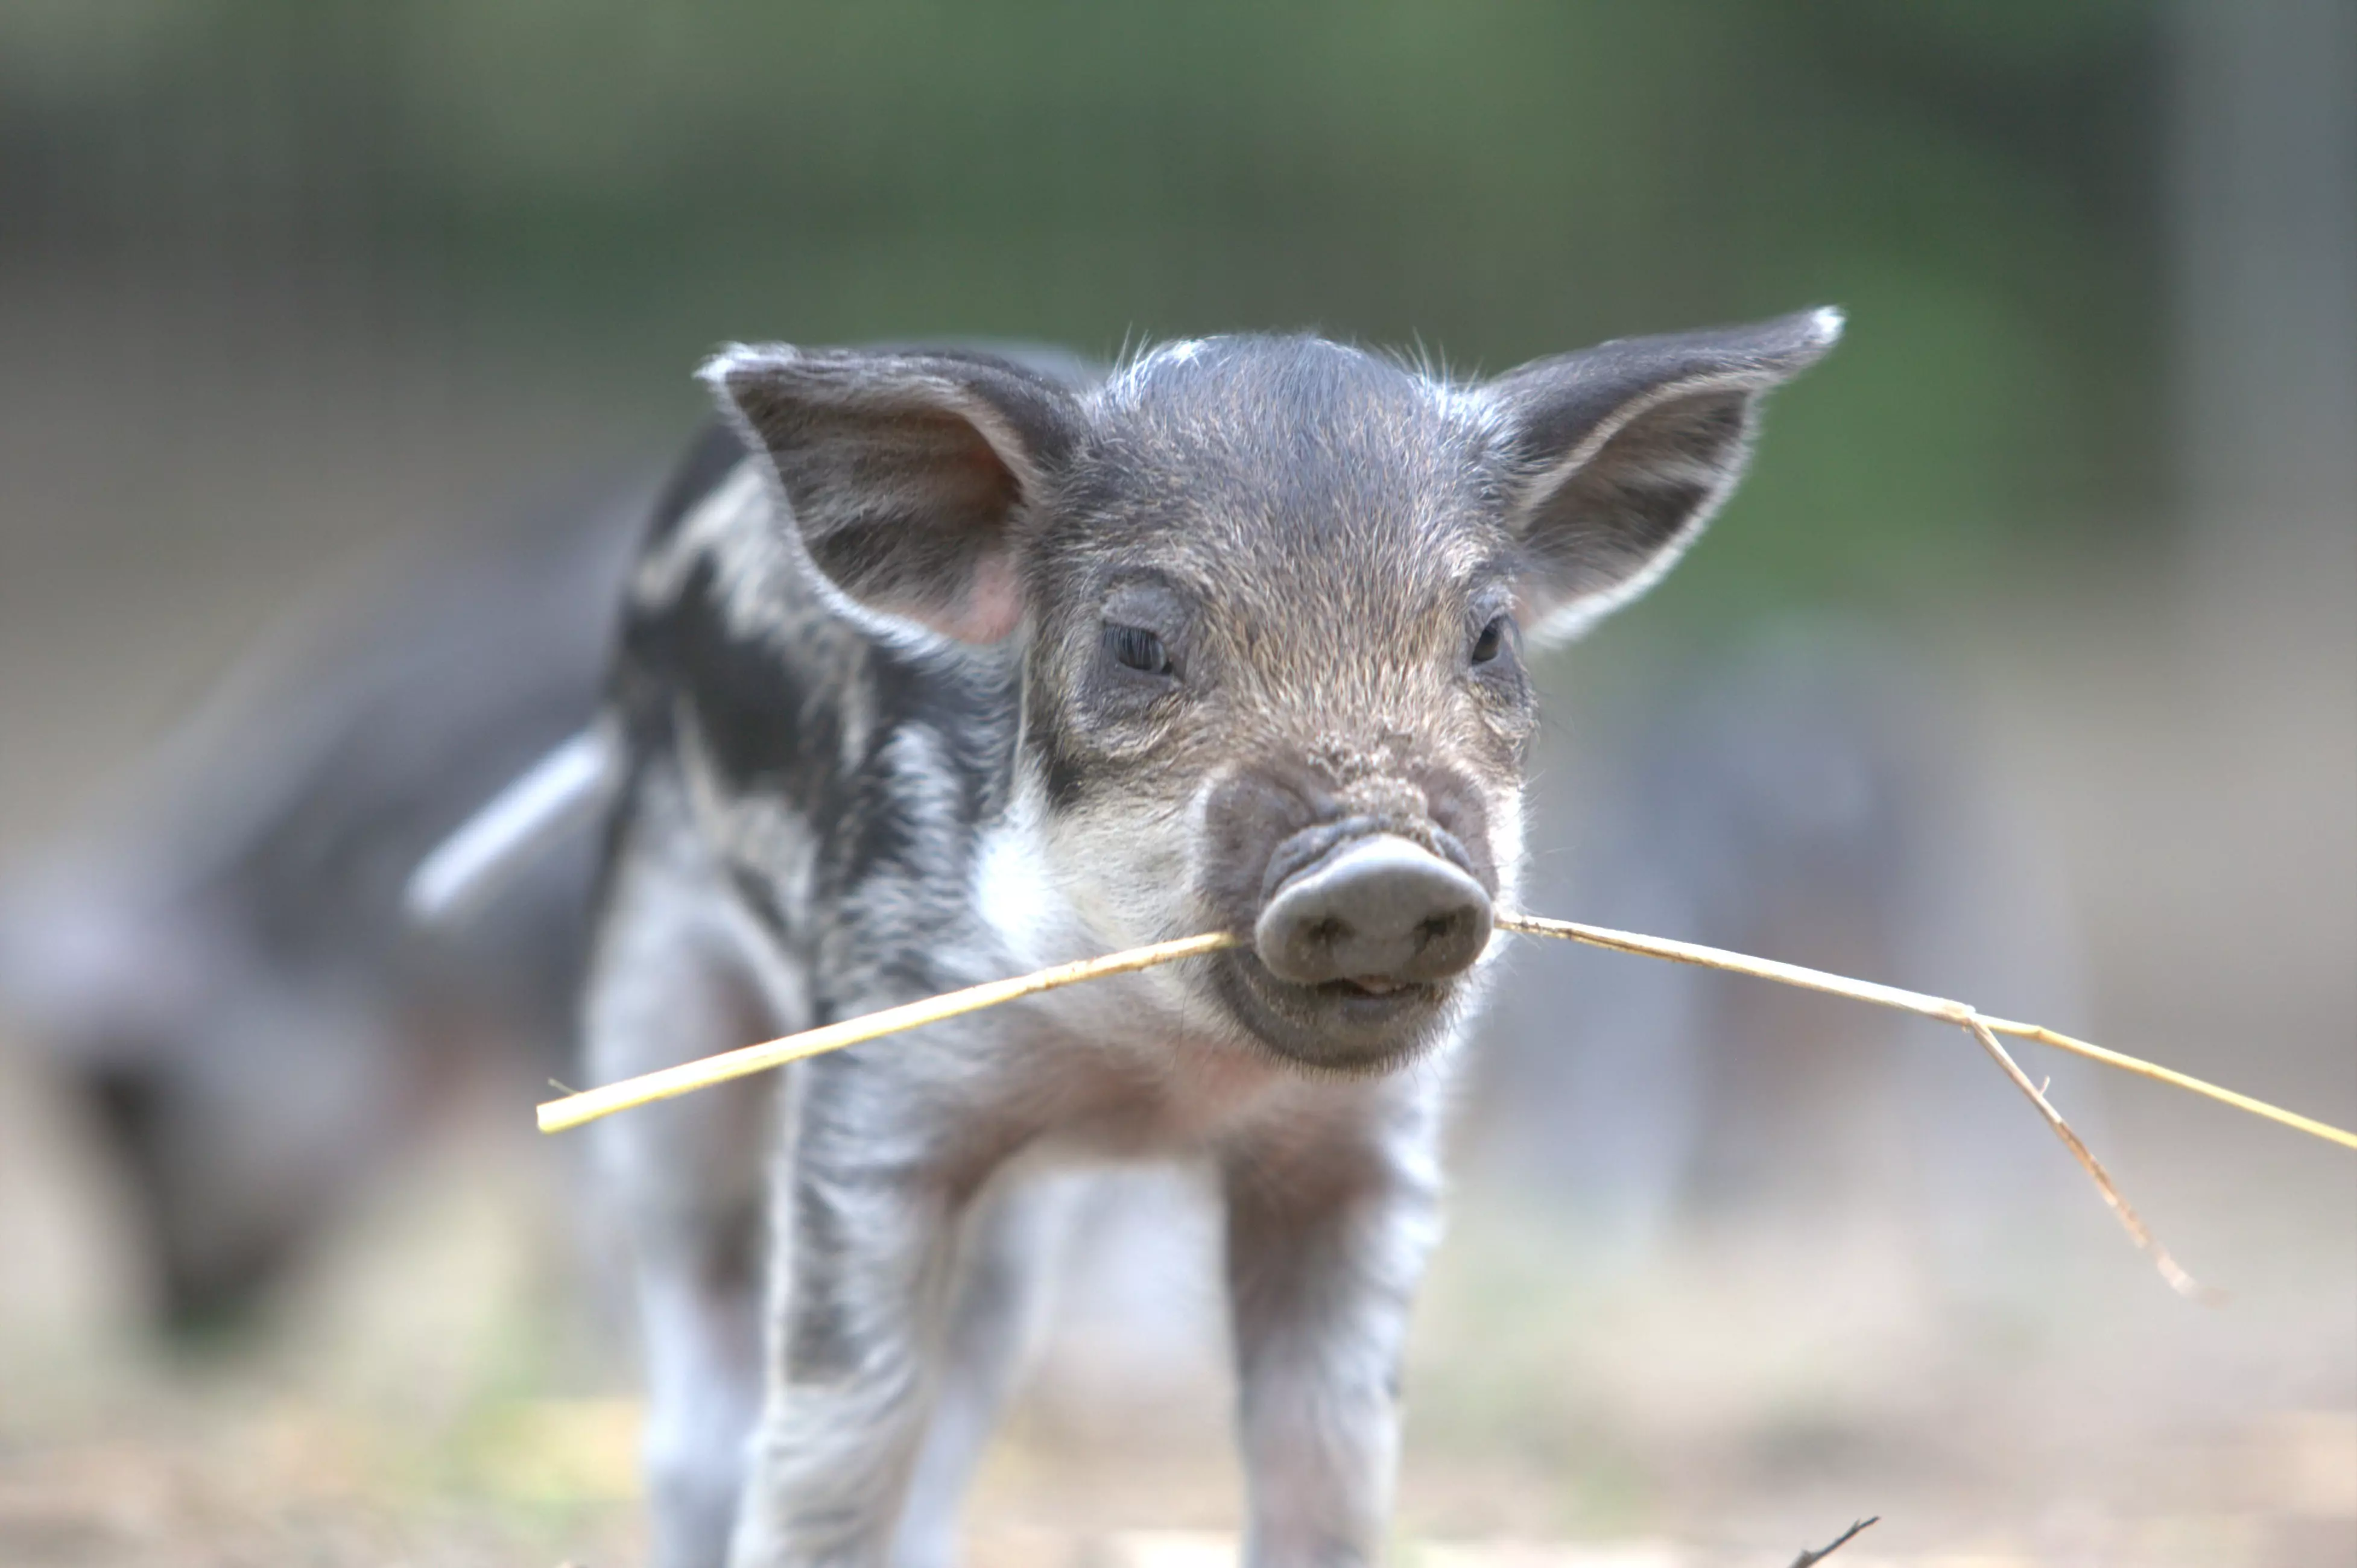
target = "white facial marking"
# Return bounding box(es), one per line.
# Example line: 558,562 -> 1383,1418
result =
972,786 -> 1083,973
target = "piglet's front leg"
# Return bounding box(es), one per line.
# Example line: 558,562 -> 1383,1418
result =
729,1069 -> 972,1568
1221,1089 -> 1446,1568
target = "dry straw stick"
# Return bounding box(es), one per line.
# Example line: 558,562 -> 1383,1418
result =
1492,913 -> 2357,1152
538,911 -> 2356,1293
536,931 -> 1239,1134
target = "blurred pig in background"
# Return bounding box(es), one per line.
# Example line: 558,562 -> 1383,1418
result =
0,486 -> 642,1338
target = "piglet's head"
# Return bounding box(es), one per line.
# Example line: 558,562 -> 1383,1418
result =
706,311 -> 1840,1072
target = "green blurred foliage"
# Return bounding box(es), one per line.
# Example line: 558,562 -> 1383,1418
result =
1,0 -> 2169,623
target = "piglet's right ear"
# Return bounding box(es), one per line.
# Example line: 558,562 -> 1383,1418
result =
701,346 -> 1086,643
1487,308 -> 1841,645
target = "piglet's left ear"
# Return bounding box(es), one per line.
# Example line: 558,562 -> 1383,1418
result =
1485,307 -> 1841,645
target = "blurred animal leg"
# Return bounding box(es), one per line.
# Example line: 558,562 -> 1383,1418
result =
587,792 -> 786,1568
892,1171 -> 1080,1568
1223,1098 -> 1443,1568
730,1064 -> 974,1568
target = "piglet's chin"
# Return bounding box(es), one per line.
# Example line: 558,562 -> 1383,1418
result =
1206,946 -> 1464,1074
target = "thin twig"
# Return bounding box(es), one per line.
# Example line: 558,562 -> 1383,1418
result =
535,931 -> 1239,1134
1494,912 -> 1983,1023
1495,912 -> 2356,1152
1977,1014 -> 2356,1151
535,911 -> 2353,1295
1788,1516 -> 1878,1567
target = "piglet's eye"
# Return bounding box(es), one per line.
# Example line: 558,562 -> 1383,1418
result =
1470,615 -> 1511,665
1104,622 -> 1174,676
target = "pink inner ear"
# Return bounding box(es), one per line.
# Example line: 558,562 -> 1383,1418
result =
935,550 -> 1023,643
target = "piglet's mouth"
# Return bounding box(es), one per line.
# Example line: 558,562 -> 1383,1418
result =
1208,947 -> 1457,1073
1191,820 -> 1495,1069
1286,966 -> 1444,1014
1319,975 -> 1420,999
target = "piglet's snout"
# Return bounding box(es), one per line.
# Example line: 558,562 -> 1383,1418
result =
1254,835 -> 1492,987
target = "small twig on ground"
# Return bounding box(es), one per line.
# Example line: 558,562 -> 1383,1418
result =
1788,1516 -> 1877,1566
